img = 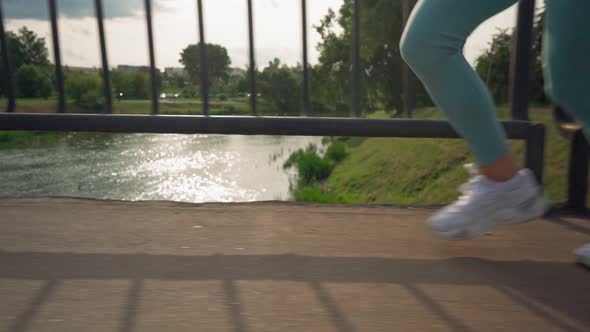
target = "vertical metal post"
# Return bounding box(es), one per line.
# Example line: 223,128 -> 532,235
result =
567,130 -> 589,210
247,0 -> 257,115
510,0 -> 536,121
525,123 -> 545,184
196,0 -> 209,116
301,0 -> 310,116
351,0 -> 361,117
48,0 -> 65,113
485,39 -> 496,87
0,0 -> 15,113
94,0 -> 113,114
145,0 -> 159,115
401,0 -> 417,118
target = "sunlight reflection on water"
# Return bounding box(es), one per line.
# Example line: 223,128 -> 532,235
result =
0,133 -> 322,202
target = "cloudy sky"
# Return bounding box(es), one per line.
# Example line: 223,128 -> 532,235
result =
3,0 -> 519,69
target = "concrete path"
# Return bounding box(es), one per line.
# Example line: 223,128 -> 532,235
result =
0,198 -> 589,332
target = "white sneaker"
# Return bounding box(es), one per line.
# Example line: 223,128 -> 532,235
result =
428,164 -> 550,240
575,243 -> 590,268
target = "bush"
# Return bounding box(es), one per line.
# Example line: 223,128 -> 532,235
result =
310,101 -> 333,116
15,64 -> 53,98
258,58 -> 301,115
78,90 -> 105,113
182,85 -> 198,98
284,145 -> 332,185
65,71 -> 104,112
220,104 -> 238,114
66,71 -> 101,101
325,142 -> 347,163
334,103 -> 350,116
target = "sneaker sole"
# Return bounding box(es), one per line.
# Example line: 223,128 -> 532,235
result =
575,249 -> 590,269
433,193 -> 550,241
577,255 -> 590,269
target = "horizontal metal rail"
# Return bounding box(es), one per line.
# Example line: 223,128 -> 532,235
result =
0,113 -> 537,139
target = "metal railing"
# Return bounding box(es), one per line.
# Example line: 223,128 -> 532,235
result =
0,0 -> 555,203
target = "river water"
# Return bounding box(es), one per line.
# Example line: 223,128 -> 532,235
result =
0,133 -> 322,202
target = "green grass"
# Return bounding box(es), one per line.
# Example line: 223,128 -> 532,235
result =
292,184 -> 346,204
0,97 -> 273,115
294,106 -> 574,205
0,131 -> 65,148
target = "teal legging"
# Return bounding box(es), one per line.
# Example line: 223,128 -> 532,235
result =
400,0 -> 590,166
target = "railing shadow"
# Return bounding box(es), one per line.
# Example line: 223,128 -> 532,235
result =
495,286 -> 583,332
9,280 -> 59,332
545,216 -> 590,236
223,279 -> 249,332
119,279 -> 143,332
309,281 -> 356,332
404,284 -> 473,332
1,252 -> 589,332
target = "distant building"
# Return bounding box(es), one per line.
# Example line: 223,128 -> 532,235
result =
117,65 -> 161,74
229,67 -> 246,78
66,66 -> 99,74
164,67 -> 189,79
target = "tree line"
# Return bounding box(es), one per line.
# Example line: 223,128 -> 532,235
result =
0,27 -> 164,111
161,0 -> 550,116
474,12 -> 547,105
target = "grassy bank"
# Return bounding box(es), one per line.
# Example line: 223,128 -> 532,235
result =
0,97 -> 272,115
0,131 -> 65,148
290,107 -> 574,205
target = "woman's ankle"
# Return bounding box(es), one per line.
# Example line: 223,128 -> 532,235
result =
479,155 -> 519,183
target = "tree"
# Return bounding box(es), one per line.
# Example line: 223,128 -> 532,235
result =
258,58 -> 301,115
475,29 -> 513,104
16,27 -> 50,67
235,70 -> 250,96
111,69 -> 161,100
1,27 -> 51,97
179,43 -> 231,88
475,11 -> 547,105
531,11 -> 548,105
131,71 -> 150,99
171,74 -> 186,90
313,0 -> 408,115
181,85 -> 198,98
65,70 -> 104,113
111,69 -> 132,99
15,64 -> 52,98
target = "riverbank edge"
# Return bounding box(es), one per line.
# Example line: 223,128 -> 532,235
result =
287,107 -> 573,205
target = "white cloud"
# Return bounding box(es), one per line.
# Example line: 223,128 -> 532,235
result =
2,0 -> 172,20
